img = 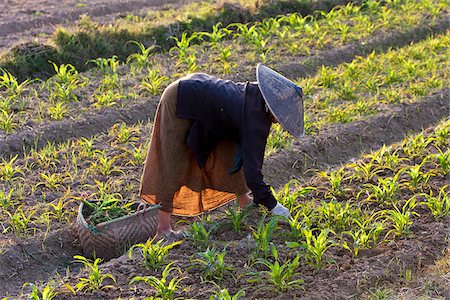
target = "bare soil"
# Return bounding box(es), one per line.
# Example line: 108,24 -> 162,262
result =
0,0 -> 194,52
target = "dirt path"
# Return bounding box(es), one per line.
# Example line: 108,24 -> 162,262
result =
0,0 -> 193,52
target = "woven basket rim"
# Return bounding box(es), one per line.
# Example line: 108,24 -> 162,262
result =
78,200 -> 160,229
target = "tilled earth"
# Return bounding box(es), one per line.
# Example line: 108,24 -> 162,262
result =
0,0 -> 195,52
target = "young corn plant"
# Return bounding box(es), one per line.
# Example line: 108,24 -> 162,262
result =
199,22 -> 231,49
170,32 -> 199,63
360,171 -> 402,206
341,218 -> 385,257
109,122 -> 140,144
0,189 -> 16,210
0,109 -> 17,133
89,150 -> 123,176
265,124 -> 293,156
3,205 -> 37,236
432,147 -> 450,176
349,158 -> 383,182
1,155 -> 23,182
129,237 -> 182,270
401,133 -> 432,161
23,281 -> 59,300
271,180 -> 315,212
188,221 -> 214,249
287,227 -> 334,269
141,68 -> 169,96
252,216 -> 278,259
252,247 -> 304,293
420,185 -> 449,221
50,62 -> 80,85
400,161 -> 431,191
0,68 -> 31,97
129,261 -> 183,300
191,246 -> 233,281
317,201 -> 362,234
47,102 -> 68,120
87,55 -> 120,75
225,203 -> 250,233
92,90 -> 119,109
318,167 -> 350,199
126,41 -> 157,68
384,197 -> 419,238
123,144 -> 146,166
74,255 -> 116,292
209,284 -> 245,300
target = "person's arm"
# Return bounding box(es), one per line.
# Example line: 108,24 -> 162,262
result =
242,128 -> 277,210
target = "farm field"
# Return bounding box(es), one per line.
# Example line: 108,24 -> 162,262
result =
0,0 -> 449,299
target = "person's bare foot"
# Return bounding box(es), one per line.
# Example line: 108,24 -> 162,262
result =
237,193 -> 252,209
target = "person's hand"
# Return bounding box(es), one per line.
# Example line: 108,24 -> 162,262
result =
271,202 -> 291,218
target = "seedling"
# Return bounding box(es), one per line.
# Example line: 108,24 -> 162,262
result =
0,155 -> 23,182
191,246 -> 233,281
2,205 -> 37,236
341,218 -> 385,257
225,203 -> 250,232
141,68 -> 168,96
420,185 -> 450,220
252,216 -> 277,259
384,197 -> 419,238
23,281 -> 59,300
188,221 -> 214,249
287,227 -> 334,269
209,284 -> 245,300
0,109 -> 17,133
87,56 -> 119,74
74,255 -> 116,292
252,247 -> 304,292
126,41 -> 158,68
129,238 -> 182,270
129,261 -> 183,300
0,68 -> 31,97
318,167 -> 350,199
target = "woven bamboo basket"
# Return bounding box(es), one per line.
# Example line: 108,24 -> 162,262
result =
77,201 -> 160,260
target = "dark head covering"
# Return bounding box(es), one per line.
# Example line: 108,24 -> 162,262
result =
256,63 -> 304,138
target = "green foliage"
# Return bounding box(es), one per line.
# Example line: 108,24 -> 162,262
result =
225,203 -> 250,232
2,205 -> 37,236
191,247 -> 233,281
252,216 -> 278,259
209,284 -> 245,300
129,238 -> 182,270
23,281 -> 59,300
384,197 -> 419,238
420,185 -> 450,220
252,247 -> 304,292
74,255 -> 116,292
129,261 -> 183,300
141,68 -> 168,96
0,68 -> 31,97
126,41 -> 158,68
188,221 -> 214,249
82,198 -> 134,226
318,167 -> 350,199
287,227 -> 334,269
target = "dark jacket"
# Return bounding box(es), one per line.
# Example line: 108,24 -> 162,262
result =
175,73 -> 277,210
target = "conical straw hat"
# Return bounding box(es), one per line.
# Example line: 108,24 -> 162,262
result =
256,63 -> 304,139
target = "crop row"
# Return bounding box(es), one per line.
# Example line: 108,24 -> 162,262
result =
0,0 -> 344,80
5,116 -> 448,299
0,0 -> 447,138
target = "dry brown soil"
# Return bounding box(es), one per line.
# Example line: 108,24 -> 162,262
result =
0,0 -> 194,52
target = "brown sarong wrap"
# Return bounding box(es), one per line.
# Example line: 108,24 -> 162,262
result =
140,80 -> 249,216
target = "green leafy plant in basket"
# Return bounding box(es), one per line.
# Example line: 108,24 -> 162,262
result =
82,196 -> 135,226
